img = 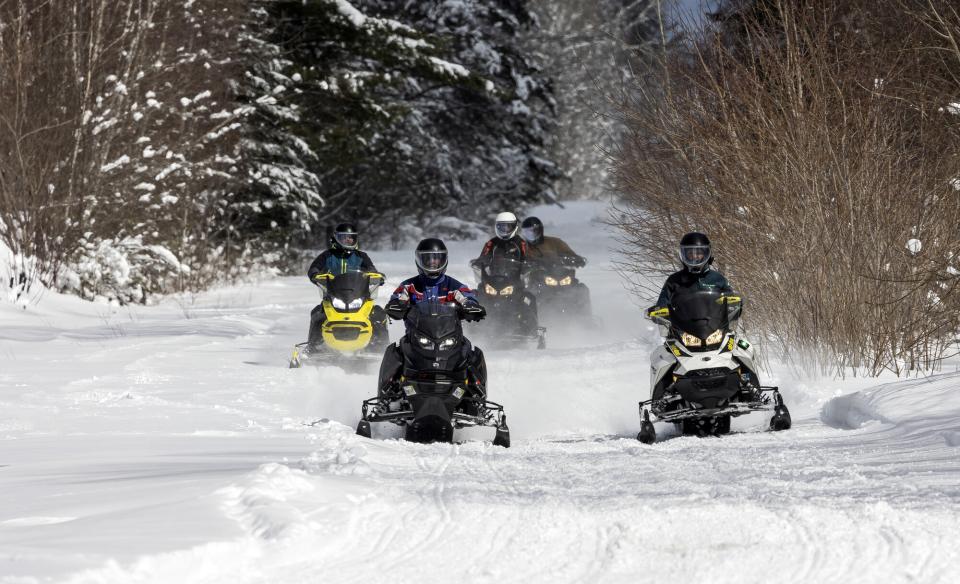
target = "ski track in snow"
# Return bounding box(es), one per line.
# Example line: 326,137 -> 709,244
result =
2,202 -> 959,583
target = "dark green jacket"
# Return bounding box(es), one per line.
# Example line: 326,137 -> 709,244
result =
656,268 -> 733,308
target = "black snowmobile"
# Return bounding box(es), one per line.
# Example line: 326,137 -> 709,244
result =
356,300 -> 510,447
637,289 -> 791,444
526,254 -> 593,325
473,257 -> 545,349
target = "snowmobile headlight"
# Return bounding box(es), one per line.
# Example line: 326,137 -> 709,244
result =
485,283 -> 498,295
680,332 -> 702,347
417,335 -> 432,347
559,276 -> 572,286
544,276 -> 558,286
439,337 -> 457,349
332,298 -> 347,310
500,285 -> 514,296
348,298 -> 363,310
705,329 -> 724,346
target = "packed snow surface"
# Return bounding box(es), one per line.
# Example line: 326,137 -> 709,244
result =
2,202 -> 960,583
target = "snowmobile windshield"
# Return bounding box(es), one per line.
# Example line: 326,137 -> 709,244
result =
679,245 -> 710,269
496,221 -> 517,239
407,301 -> 462,341
325,271 -> 371,308
669,290 -> 736,339
334,231 -> 358,249
484,257 -> 524,280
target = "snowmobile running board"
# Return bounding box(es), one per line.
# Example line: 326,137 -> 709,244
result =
288,342 -> 381,368
638,386 -> 784,423
499,327 -> 547,349
360,397 -> 507,429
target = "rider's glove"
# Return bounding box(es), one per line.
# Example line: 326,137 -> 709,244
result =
386,298 -> 410,321
462,302 -> 486,322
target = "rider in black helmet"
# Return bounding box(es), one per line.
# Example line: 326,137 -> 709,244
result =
520,216 -> 586,267
654,232 -> 733,309
305,222 -> 386,349
378,238 -> 488,399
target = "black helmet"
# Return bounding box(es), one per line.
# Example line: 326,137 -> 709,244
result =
679,232 -> 711,273
333,222 -> 359,250
521,216 -> 544,245
415,238 -> 448,278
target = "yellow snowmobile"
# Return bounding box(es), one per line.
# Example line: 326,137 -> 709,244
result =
289,270 -> 387,368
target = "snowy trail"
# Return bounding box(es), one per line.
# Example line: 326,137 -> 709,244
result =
2,202 -> 960,583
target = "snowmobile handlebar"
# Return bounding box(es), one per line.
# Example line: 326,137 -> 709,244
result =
647,294 -> 743,328
386,299 -> 486,322
313,271 -> 385,285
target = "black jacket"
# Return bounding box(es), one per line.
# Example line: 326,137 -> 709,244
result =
473,236 -> 527,266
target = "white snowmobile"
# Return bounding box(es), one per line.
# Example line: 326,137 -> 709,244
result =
637,289 -> 791,443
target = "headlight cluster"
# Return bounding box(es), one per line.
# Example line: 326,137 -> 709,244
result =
679,329 -> 725,348
331,297 -> 364,310
544,276 -> 573,286
705,329 -> 724,346
484,283 -> 514,296
416,335 -> 458,350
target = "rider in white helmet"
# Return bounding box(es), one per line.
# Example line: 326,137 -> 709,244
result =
470,211 -> 528,274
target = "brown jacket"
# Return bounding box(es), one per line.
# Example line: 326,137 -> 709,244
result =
526,236 -> 579,263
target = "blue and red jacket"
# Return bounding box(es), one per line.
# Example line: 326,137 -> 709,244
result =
391,274 -> 477,305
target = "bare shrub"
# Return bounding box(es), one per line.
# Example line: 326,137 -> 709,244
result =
613,0 -> 960,376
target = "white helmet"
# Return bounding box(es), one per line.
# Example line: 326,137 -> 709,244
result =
495,211 -> 519,240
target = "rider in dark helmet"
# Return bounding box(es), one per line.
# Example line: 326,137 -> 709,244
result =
306,222 -> 386,349
654,232 -> 733,309
521,216 -> 586,267
378,238 -> 488,398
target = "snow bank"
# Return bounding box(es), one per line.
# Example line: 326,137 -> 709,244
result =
822,372 -> 960,447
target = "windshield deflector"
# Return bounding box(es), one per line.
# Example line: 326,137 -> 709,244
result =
669,290 -> 734,339
485,257 -> 524,280
408,300 -> 461,340
324,271 -> 372,303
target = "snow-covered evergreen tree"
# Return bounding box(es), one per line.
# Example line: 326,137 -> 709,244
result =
265,0 -> 559,247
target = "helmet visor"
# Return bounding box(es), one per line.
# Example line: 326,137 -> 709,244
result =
416,251 -> 447,273
334,231 -> 358,249
496,221 -> 517,239
680,245 -> 710,268
521,226 -> 542,243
